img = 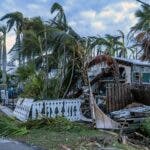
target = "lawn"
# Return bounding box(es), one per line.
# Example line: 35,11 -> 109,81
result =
0,112 -> 139,150
14,128 -> 138,150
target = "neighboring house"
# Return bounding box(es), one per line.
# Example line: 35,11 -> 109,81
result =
115,57 -> 150,85
87,57 -> 150,112
88,57 -> 150,85
87,57 -> 150,98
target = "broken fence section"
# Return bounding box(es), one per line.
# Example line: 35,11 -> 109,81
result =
13,98 -> 81,122
106,83 -> 132,113
32,99 -> 81,121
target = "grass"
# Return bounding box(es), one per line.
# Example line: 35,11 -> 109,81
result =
0,112 -> 141,150
14,128 -> 138,150
15,128 -> 101,149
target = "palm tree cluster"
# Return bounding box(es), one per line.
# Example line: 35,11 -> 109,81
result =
0,1 -> 149,99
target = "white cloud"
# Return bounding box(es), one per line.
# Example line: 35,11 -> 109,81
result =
91,21 -> 106,31
121,2 -> 138,11
27,4 -> 40,10
98,1 -> 139,23
80,10 -> 96,20
77,10 -> 107,34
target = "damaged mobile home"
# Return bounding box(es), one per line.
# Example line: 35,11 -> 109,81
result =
86,55 -> 150,127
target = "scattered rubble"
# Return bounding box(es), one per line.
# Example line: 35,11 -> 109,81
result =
110,103 -> 150,120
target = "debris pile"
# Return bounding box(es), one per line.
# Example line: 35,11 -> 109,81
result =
109,103 -> 150,128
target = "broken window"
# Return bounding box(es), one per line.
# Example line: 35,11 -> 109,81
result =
119,67 -> 126,79
133,72 -> 140,83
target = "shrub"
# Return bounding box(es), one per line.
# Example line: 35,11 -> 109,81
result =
22,72 -> 44,99
22,72 -> 60,99
140,117 -> 150,137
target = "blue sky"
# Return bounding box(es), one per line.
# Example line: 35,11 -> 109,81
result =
0,0 -> 146,51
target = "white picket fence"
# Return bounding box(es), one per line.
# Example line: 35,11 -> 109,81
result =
14,98 -> 81,122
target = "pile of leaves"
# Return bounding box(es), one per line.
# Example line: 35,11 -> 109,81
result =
0,115 -> 28,136
22,117 -> 90,132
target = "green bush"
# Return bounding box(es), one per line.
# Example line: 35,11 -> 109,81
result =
22,72 -> 44,99
140,117 -> 150,137
22,71 -> 60,99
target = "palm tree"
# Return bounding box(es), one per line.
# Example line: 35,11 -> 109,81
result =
0,35 -> 3,69
50,2 -> 68,31
47,2 -> 90,97
0,26 -> 7,84
90,34 -> 122,57
136,0 -> 150,7
1,11 -> 24,65
130,3 -> 150,61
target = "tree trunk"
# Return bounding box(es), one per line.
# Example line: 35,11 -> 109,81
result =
16,33 -> 21,66
0,39 -> 2,70
2,33 -> 7,84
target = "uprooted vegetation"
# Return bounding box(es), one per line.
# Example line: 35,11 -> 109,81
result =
0,113 -> 28,136
21,117 -> 90,132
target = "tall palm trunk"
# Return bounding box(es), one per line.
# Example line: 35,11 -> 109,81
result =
16,33 -> 21,66
2,33 -> 7,84
0,38 -> 2,69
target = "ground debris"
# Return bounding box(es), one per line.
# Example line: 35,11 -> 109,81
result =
110,104 -> 150,120
60,144 -> 71,150
75,136 -> 122,150
127,132 -> 150,149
